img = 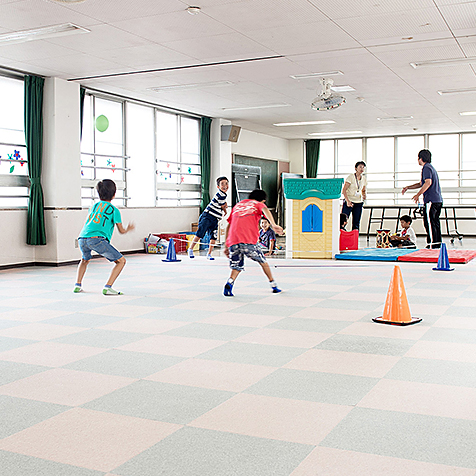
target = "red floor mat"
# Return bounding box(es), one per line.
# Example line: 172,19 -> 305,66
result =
397,249 -> 476,264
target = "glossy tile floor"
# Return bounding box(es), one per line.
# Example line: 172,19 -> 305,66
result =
0,251 -> 475,476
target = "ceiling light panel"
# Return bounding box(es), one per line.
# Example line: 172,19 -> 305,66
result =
0,23 -> 89,45
274,120 -> 336,126
377,116 -> 414,121
330,85 -> 355,92
148,81 -> 234,92
437,87 -> 476,95
410,56 -> 476,68
459,111 -> 476,116
222,103 -> 291,111
308,131 -> 362,136
290,71 -> 344,80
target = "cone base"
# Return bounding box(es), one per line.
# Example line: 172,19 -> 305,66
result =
372,316 -> 422,326
432,267 -> 454,271
162,259 -> 181,262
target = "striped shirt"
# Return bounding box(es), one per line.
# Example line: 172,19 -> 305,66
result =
205,190 -> 227,218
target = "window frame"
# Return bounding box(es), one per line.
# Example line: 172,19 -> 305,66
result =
0,73 -> 29,209
81,90 -> 201,209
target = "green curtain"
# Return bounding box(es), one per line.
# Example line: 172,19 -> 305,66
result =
305,139 -> 320,178
80,86 -> 86,140
199,116 -> 212,213
24,75 -> 46,245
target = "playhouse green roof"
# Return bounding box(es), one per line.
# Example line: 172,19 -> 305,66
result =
283,178 -> 344,200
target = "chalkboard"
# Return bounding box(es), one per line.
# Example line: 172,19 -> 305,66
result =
234,155 -> 278,209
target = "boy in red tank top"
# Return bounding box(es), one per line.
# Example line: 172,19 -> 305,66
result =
223,189 -> 283,297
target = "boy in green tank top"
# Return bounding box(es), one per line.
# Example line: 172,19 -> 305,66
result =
74,179 -> 134,295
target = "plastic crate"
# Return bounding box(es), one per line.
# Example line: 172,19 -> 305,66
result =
156,234 -> 187,253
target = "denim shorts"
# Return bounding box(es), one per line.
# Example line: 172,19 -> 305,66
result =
229,243 -> 266,271
196,212 -> 219,240
78,237 -> 123,262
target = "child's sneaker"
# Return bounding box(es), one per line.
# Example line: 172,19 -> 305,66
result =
73,285 -> 83,293
188,248 -> 195,259
207,254 -> 215,260
223,282 -> 234,297
103,287 -> 123,295
272,286 -> 282,294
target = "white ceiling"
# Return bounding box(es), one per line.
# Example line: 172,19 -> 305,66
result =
1,0 -> 476,139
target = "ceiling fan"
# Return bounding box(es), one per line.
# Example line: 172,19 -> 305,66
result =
311,78 -> 346,111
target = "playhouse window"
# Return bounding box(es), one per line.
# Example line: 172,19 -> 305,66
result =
302,204 -> 323,233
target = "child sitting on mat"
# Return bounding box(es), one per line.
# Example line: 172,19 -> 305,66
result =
224,189 -> 283,297
390,215 -> 416,248
74,179 -> 134,295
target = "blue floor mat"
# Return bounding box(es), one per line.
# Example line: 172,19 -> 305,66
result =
335,248 -> 418,261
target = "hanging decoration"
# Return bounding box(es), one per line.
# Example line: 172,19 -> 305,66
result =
180,176 -> 184,183
95,115 -> 109,132
188,167 -> 192,174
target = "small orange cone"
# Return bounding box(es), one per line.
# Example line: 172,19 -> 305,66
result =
372,265 -> 422,326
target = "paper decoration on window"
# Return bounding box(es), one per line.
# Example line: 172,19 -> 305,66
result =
111,164 -> 116,173
180,176 -> 184,183
166,163 -> 170,168
14,150 -> 21,160
95,115 -> 109,132
107,158 -> 112,166
169,173 -> 172,179
10,165 -> 15,173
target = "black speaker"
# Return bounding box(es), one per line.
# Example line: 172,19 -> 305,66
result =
221,125 -> 241,142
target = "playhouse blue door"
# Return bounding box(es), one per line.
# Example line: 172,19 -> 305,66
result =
302,204 -> 323,233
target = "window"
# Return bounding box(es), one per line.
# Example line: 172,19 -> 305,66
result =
126,103 -> 155,207
81,92 -> 201,208
395,135 -> 424,204
461,133 -> 476,191
156,111 -> 200,207
81,95 -> 126,208
429,134 -> 459,191
336,139 -> 362,176
0,75 -> 28,207
316,140 -> 334,176
366,137 -> 394,205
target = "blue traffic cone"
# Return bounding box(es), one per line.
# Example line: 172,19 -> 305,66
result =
432,243 -> 453,271
162,238 -> 181,262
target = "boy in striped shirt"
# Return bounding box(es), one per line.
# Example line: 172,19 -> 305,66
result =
188,176 -> 228,260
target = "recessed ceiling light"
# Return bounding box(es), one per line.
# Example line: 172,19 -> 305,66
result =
186,6 -> 201,15
437,87 -> 476,95
308,131 -> 362,136
459,111 -> 476,116
274,120 -> 335,127
290,71 -> 344,80
472,124 -> 476,127
330,85 -> 355,92
148,81 -> 233,92
222,103 -> 291,111
377,116 -> 414,121
0,23 -> 89,45
410,57 -> 476,68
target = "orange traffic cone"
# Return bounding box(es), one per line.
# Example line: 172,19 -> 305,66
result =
372,265 -> 422,326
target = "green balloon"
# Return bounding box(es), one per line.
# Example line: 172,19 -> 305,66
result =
96,115 -> 109,132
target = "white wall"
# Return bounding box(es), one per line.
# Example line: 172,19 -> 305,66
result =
0,210 -> 35,266
1,207 -> 199,266
288,139 -> 305,175
42,78 -> 81,207
232,129 -> 289,162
